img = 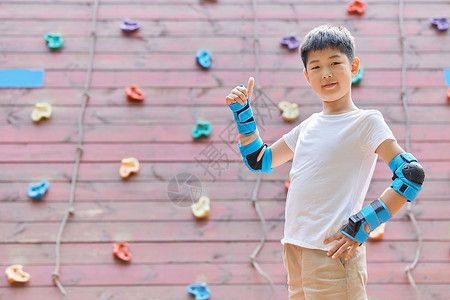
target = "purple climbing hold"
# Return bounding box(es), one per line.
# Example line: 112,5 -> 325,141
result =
430,17 -> 449,31
120,19 -> 141,34
280,35 -> 301,50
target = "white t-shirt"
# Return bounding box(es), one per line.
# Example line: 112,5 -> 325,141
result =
281,109 -> 396,251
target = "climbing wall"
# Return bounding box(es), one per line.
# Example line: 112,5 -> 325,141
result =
1,0 -> 449,299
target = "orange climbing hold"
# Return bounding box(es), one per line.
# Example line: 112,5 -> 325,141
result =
119,157 -> 140,178
347,1 -> 367,15
5,265 -> 31,284
125,85 -> 145,101
113,242 -> 132,262
369,223 -> 386,241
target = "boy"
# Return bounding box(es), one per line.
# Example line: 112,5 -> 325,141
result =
225,25 -> 424,299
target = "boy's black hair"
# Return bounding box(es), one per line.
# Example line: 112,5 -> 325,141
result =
300,24 -> 355,69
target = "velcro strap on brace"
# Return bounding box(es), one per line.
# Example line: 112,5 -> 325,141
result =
228,85 -> 257,136
341,198 -> 392,245
238,137 -> 273,173
388,153 -> 424,202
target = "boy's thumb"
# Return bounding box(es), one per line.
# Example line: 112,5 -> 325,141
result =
247,77 -> 255,99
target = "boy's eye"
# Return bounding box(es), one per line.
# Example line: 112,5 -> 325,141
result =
311,66 -> 319,70
332,62 -> 341,65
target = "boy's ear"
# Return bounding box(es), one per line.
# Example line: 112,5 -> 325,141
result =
351,57 -> 360,76
303,69 -> 311,85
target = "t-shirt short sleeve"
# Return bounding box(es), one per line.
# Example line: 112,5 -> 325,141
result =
283,123 -> 303,152
360,110 -> 396,153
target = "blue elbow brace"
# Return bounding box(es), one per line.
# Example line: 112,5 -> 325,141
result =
388,153 -> 425,202
238,137 -> 273,173
341,198 -> 392,244
228,85 -> 257,136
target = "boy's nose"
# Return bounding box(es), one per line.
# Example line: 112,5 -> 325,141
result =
322,72 -> 333,79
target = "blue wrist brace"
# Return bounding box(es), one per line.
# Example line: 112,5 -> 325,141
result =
228,85 -> 257,136
388,153 -> 425,202
238,137 -> 273,173
341,198 -> 392,245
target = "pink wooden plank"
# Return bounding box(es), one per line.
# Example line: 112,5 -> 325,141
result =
0,160 -> 446,183
1,241 -> 448,266
0,285 -> 288,300
2,105 -> 449,126
0,261 -> 447,287
1,199 -> 447,222
0,142 -> 447,163
3,52 -> 448,70
0,220 -> 448,243
0,285 -> 448,300
0,20 -> 441,39
0,87 -> 447,106
19,70 -> 442,88
2,124 -> 450,144
0,179 -> 446,202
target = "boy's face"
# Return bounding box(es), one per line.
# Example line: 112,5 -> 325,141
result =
303,47 -> 359,103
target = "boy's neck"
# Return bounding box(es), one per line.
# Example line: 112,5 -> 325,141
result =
321,93 -> 358,115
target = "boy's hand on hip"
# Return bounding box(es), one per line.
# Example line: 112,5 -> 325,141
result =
324,232 -> 360,261
226,77 -> 254,105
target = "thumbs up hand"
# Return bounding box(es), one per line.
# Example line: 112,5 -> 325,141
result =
226,77 -> 255,105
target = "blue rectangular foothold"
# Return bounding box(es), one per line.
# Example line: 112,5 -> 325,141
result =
0,69 -> 44,88
444,69 -> 450,86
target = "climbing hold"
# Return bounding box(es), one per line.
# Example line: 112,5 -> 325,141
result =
280,34 -> 301,50
352,67 -> 364,86
5,265 -> 30,284
31,102 -> 52,122
369,223 -> 386,241
430,17 -> 449,31
113,242 -> 132,262
125,85 -> 145,101
284,180 -> 290,192
192,120 -> 212,139
346,1 -> 367,15
187,283 -> 211,300
28,180 -> 49,200
444,69 -> 450,99
196,49 -> 212,69
191,196 -> 210,219
119,157 -> 140,178
44,32 -> 64,50
120,19 -> 141,34
278,101 -> 299,122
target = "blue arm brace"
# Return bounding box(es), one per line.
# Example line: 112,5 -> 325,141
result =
238,137 -> 273,173
228,85 -> 257,136
341,198 -> 392,244
388,153 -> 425,202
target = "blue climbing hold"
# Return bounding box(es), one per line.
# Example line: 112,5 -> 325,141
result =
192,120 -> 212,139
352,67 -> 364,86
187,283 -> 211,300
196,49 -> 212,69
28,180 -> 50,200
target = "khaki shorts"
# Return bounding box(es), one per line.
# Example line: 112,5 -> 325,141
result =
283,243 -> 368,300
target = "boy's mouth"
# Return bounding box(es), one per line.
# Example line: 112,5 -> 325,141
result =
322,82 -> 337,88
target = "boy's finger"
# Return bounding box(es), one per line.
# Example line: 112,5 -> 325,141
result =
324,232 -> 341,244
345,244 -> 358,261
233,90 -> 247,103
236,86 -> 248,98
247,77 -> 254,100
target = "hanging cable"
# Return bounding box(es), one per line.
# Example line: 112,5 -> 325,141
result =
248,0 -> 277,299
398,0 -> 422,299
51,0 -> 100,295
